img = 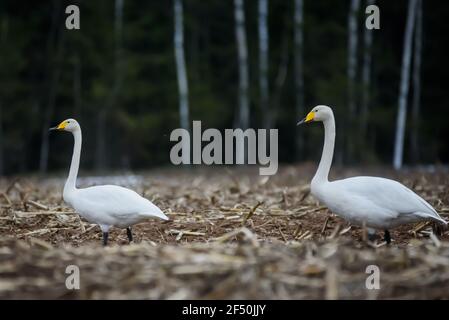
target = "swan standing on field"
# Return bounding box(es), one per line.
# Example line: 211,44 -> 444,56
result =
297,105 -> 447,243
49,119 -> 169,246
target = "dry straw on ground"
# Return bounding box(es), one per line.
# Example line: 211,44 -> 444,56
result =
0,165 -> 448,299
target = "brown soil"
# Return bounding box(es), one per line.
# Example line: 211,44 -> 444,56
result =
0,165 -> 448,299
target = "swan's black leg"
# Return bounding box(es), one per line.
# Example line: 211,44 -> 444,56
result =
432,223 -> 443,236
126,227 -> 133,243
368,232 -> 378,242
366,228 -> 378,242
102,232 -> 109,246
383,230 -> 391,244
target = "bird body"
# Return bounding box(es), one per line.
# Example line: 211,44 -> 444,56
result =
64,185 -> 168,230
298,105 -> 446,242
312,176 -> 445,230
50,119 -> 168,245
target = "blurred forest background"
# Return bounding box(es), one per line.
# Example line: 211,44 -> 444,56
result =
0,0 -> 447,176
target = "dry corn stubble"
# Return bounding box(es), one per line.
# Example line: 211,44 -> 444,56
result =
0,165 -> 448,299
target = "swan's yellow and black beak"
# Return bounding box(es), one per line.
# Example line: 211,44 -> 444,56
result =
49,120 -> 67,131
297,111 -> 315,125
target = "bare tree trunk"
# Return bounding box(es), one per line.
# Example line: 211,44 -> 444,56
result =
39,0 -> 64,173
258,0 -> 270,128
271,33 -> 289,126
174,0 -> 190,164
174,0 -> 189,131
410,0 -> 422,164
393,0 -> 418,170
346,0 -> 361,163
96,0 -> 124,171
0,16 -> 8,175
347,0 -> 360,115
0,103 -> 3,176
95,111 -> 107,170
360,0 -> 375,139
234,0 -> 250,130
294,0 -> 305,160
39,45 -> 63,173
234,0 -> 250,163
73,54 -> 82,118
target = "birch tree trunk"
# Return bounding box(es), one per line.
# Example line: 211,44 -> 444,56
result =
410,0 -> 422,164
96,0 -> 124,170
346,0 -> 361,163
258,0 -> 270,128
347,0 -> 360,115
39,40 -> 63,173
39,1 -> 63,173
234,0 -> 250,163
0,102 -> 3,176
234,0 -> 250,130
0,16 -> 8,175
174,0 -> 190,164
360,0 -> 375,139
271,33 -> 289,126
294,0 -> 305,160
73,54 -> 82,118
393,0 -> 418,170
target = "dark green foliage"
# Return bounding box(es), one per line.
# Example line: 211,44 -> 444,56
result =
0,0 -> 447,175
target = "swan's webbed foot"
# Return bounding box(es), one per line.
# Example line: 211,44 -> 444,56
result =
102,232 -> 109,246
383,230 -> 391,244
126,227 -> 133,243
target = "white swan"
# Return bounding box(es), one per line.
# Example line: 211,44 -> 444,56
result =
49,119 -> 169,246
297,105 -> 447,243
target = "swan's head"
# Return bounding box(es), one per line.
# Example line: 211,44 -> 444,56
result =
49,119 -> 80,133
297,105 -> 333,125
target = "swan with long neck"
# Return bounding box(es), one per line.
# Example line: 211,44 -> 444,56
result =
297,105 -> 446,243
50,119 -> 169,246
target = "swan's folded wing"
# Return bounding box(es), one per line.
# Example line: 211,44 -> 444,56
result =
75,185 -> 168,220
333,176 -> 443,222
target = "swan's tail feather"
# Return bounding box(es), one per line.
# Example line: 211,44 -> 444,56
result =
417,212 -> 447,225
435,217 -> 448,226
140,209 -> 169,221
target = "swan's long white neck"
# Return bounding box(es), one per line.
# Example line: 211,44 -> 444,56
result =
64,128 -> 81,197
312,113 -> 335,185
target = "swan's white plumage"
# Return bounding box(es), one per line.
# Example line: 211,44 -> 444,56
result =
65,185 -> 168,229
299,105 -> 446,232
51,118 -> 168,237
313,176 -> 445,229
